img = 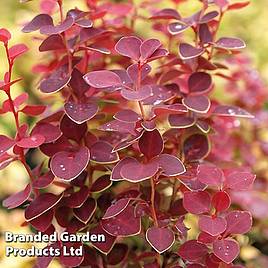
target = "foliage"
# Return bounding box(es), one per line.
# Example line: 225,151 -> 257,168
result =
0,0 -> 265,267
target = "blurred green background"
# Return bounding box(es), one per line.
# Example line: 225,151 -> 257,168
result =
0,0 -> 268,267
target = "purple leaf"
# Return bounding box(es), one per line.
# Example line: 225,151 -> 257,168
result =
30,210 -> 54,232
215,37 -> 246,50
197,164 -> 224,186
107,243 -> 129,265
153,104 -> 188,116
75,19 -> 93,28
183,191 -> 211,214
150,8 -> 181,20
168,22 -> 189,35
188,72 -> 212,95
138,129 -> 164,159
64,186 -> 89,208
199,11 -> 219,23
121,85 -> 152,101
84,70 -> 121,89
225,171 -> 255,191
155,154 -> 185,176
140,39 -> 161,61
168,115 -> 196,128
99,119 -> 136,135
182,95 -> 211,113
32,171 -> 54,189
102,205 -> 141,237
90,141 -> 119,164
142,85 -> 174,105
115,36 -> 142,61
59,242 -> 84,267
127,63 -> 151,84
50,147 -> 90,181
179,43 -> 205,60
198,215 -> 227,236
25,193 -> 63,221
146,227 -> 175,254
225,210 -> 252,235
3,183 -> 31,209
0,135 -> 15,156
212,105 -> 254,118
22,14 -> 53,33
40,17 -> 74,35
90,175 -> 112,193
31,123 -> 62,143
120,158 -> 159,182
39,34 -> 65,51
64,101 -> 98,124
70,68 -> 89,97
213,238 -> 239,264
103,198 -> 130,220
111,157 -> 137,181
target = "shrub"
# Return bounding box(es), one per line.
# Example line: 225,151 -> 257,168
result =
0,0 -> 258,267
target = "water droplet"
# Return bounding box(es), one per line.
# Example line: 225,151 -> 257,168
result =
226,246 -> 229,249
224,253 -> 228,256
175,24 -> 182,30
227,108 -> 235,115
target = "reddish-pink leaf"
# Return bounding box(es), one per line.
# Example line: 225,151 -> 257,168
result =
215,37 -> 246,50
150,8 -> 181,20
50,147 -> 90,181
103,198 -> 130,220
8,44 -> 28,60
64,101 -> 98,124
22,14 -> 53,33
188,72 -> 212,95
213,238 -> 240,264
111,157 -> 137,181
21,105 -> 46,116
115,36 -> 142,60
212,105 -> 254,118
25,192 -> 63,221
102,205 -> 141,237
107,243 -> 128,266
31,123 -> 62,143
139,129 -> 163,159
225,210 -> 252,235
140,39 -> 161,61
199,11 -> 219,23
84,70 -> 122,88
178,240 -> 208,261
212,191 -> 231,212
197,164 -> 224,186
3,183 -> 31,209
32,171 -> 54,189
199,215 -> 227,236
168,115 -> 196,128
16,134 -> 45,148
64,186 -> 89,208
0,135 -> 16,156
90,224 -> 116,254
0,28 -> 11,43
59,242 -> 84,267
146,227 -> 175,254
168,22 -> 189,35
121,85 -> 152,101
120,158 -> 159,182
179,43 -> 205,60
99,119 -> 136,135
228,1 -> 250,10
198,232 -> 217,244
183,191 -> 211,214
153,104 -> 188,116
225,171 -> 255,191
182,95 -> 211,113
114,109 -> 141,123
73,197 -> 96,223
127,63 -> 151,84
90,141 -> 119,164
155,154 -> 185,176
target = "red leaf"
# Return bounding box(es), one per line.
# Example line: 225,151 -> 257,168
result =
115,36 -> 142,61
8,44 -> 28,60
197,164 -> 224,186
110,157 -> 137,181
50,147 -> 90,181
102,205 -> 141,237
32,171 -> 54,189
228,1 -> 250,10
3,184 -> 31,209
168,22 -> 189,35
150,8 -> 181,20
40,17 -> 74,35
138,129 -> 164,159
213,238 -> 240,264
90,175 -> 112,193
121,85 -> 152,101
140,39 -> 161,61
30,209 -> 54,232
31,123 -> 62,143
0,28 -> 11,43
84,70 -> 122,88
215,37 -> 246,50
39,34 -> 65,51
178,240 -> 208,261
188,72 -> 212,95
225,171 -> 255,191
16,134 -> 45,148
73,197 -> 96,223
21,105 -> 46,116
0,135 -> 16,156
64,186 -> 89,208
183,95 -> 211,113
183,191 -> 211,214
198,215 -> 227,236
212,191 -> 231,212
103,198 -> 130,219
168,115 -> 196,128
212,105 -> 254,118
225,210 -> 252,235
114,109 -> 141,123
146,227 -> 175,254
25,192 -> 63,221
22,14 -> 53,33
179,43 -> 205,60
107,243 -> 128,265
